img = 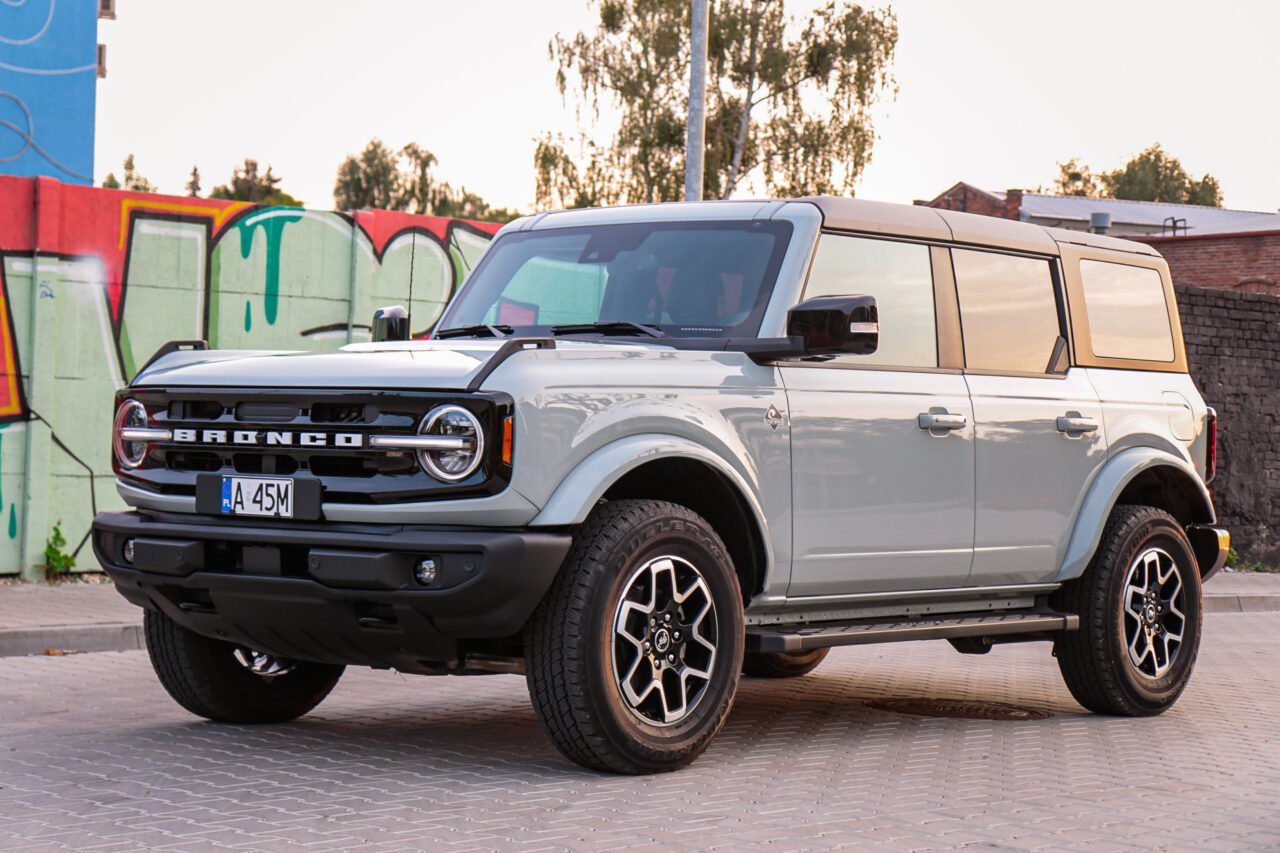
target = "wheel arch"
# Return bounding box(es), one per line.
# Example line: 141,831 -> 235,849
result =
529,435 -> 774,602
1058,446 -> 1215,582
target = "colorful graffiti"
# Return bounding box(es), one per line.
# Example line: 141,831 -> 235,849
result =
0,175 -> 499,576
0,0 -> 98,183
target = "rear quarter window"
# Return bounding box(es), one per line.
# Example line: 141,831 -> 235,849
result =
1079,260 -> 1175,362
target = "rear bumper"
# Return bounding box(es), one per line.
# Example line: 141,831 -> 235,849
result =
92,510 -> 571,670
1188,524 -> 1230,582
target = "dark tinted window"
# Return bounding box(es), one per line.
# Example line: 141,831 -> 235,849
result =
953,249 -> 1061,373
441,221 -> 793,338
1080,260 -> 1174,362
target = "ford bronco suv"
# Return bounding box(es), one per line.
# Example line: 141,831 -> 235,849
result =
93,197 -> 1228,774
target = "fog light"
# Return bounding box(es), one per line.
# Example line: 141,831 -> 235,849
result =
123,539 -> 135,564
415,558 -> 438,585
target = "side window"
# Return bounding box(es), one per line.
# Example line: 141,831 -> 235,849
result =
952,249 -> 1061,373
1079,260 -> 1174,362
803,234 -> 937,368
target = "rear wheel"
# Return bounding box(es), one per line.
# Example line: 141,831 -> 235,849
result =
1052,505 -> 1202,716
525,500 -> 744,774
144,610 -> 344,724
743,648 -> 829,678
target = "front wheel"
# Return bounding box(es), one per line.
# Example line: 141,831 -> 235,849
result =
1052,505 -> 1202,716
144,610 -> 344,724
525,500 -> 744,774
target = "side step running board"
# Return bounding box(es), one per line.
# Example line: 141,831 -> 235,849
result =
746,611 -> 1079,654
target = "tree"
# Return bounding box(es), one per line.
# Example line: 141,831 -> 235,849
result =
534,0 -> 898,209
210,159 -> 302,206
101,154 -> 156,192
1053,158 -> 1098,197
333,139 -> 518,222
185,166 -> 202,197
1049,145 -> 1223,207
1100,145 -> 1222,207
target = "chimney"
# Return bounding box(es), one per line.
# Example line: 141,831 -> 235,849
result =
1090,212 -> 1111,235
1004,189 -> 1023,221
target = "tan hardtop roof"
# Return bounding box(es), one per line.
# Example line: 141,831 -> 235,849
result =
799,196 -> 1159,257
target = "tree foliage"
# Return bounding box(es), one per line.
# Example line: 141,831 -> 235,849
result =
534,0 -> 898,209
185,166 -> 202,198
1052,145 -> 1222,207
333,139 -> 519,222
210,159 -> 302,207
101,154 -> 156,193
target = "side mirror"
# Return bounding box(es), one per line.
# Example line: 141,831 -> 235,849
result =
372,305 -> 410,342
786,294 -> 879,357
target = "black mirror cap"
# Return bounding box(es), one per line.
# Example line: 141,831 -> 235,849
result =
372,305 -> 410,342
787,294 -> 879,356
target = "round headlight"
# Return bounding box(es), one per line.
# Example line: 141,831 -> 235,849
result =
417,405 -> 484,481
113,399 -> 150,469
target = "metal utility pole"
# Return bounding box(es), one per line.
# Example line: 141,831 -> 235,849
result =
684,0 -> 710,201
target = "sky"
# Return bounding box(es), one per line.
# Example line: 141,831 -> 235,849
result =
95,0 -> 1280,214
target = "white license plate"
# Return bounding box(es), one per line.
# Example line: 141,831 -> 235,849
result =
220,476 -> 294,518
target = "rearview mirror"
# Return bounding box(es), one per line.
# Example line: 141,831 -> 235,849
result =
786,294 -> 879,357
372,305 -> 410,342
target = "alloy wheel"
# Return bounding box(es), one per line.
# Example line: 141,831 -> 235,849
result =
1122,547 -> 1186,679
611,555 -> 719,726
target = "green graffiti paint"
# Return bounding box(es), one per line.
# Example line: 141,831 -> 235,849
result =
208,248 -> 221,348
244,300 -> 252,332
8,504 -> 15,540
237,208 -> 304,326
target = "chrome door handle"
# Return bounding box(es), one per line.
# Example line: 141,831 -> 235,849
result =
918,412 -> 967,432
1056,416 -> 1098,434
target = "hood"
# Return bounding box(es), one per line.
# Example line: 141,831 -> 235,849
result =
130,338 -> 656,391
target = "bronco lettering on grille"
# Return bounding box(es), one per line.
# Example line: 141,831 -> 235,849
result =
171,429 -> 365,449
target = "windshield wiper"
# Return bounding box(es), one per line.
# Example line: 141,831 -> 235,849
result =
550,321 -> 666,338
432,324 -> 514,340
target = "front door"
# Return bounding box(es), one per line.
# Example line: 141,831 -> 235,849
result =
783,233 -> 975,598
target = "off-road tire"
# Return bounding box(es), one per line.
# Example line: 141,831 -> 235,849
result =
525,499 -> 744,774
144,610 -> 344,724
1051,504 -> 1202,716
742,648 -> 829,678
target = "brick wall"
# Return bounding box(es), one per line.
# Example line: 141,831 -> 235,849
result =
1176,284 -> 1280,562
1145,232 -> 1280,296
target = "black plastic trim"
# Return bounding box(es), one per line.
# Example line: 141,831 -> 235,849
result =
93,510 -> 572,668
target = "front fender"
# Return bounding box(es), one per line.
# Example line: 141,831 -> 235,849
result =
529,433 -> 774,559
1057,446 -> 1215,582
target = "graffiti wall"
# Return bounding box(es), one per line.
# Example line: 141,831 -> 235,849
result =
0,175 -> 498,576
0,0 -> 98,183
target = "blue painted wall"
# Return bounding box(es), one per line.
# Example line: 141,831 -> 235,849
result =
0,0 -> 97,184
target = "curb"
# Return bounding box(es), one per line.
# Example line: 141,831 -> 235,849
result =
1204,594 -> 1280,614
0,622 -> 144,657
2,594 -> 1277,658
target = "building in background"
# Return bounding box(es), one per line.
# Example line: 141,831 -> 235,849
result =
0,0 -> 109,185
922,182 -> 1279,240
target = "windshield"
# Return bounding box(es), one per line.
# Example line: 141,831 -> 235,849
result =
438,220 -> 794,338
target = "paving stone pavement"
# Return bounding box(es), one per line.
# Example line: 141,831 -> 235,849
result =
0,612 -> 1277,852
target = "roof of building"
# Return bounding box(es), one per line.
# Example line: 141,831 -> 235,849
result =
934,182 -> 1278,237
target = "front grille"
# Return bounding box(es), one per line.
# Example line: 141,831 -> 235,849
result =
120,387 -> 512,506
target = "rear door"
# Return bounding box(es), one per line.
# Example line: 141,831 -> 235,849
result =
783,234 -> 974,597
952,248 -> 1108,586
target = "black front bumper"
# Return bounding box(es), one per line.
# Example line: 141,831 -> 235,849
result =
93,511 -> 571,671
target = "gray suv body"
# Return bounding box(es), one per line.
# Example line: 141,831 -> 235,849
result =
94,197 -> 1229,773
